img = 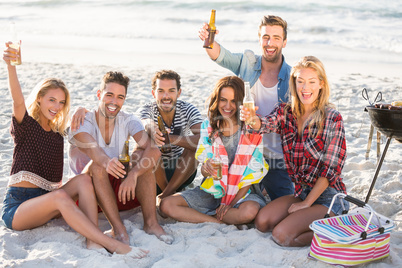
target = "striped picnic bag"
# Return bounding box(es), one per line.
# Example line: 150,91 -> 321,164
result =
309,193 -> 395,267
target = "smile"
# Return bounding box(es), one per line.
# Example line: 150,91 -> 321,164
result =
49,109 -> 57,116
301,92 -> 313,98
107,105 -> 117,112
266,48 -> 276,55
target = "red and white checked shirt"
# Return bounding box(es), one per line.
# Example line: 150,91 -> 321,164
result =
259,103 -> 347,197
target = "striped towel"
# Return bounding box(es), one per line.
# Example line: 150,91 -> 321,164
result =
195,119 -> 268,205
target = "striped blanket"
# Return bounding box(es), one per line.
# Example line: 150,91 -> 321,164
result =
195,119 -> 268,205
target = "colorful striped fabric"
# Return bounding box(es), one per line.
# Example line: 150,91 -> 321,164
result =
309,233 -> 390,266
195,119 -> 268,206
310,208 -> 395,244
309,206 -> 395,266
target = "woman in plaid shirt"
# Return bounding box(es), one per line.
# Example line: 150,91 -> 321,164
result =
241,56 -> 348,247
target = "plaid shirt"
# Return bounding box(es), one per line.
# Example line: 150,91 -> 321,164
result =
259,103 -> 347,197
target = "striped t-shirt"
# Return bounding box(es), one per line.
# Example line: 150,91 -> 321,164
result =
138,100 -> 203,159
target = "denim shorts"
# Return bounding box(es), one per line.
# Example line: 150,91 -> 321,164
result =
2,187 -> 49,229
298,185 -> 349,215
180,186 -> 267,216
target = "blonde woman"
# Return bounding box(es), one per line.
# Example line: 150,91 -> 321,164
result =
1,42 -> 147,258
241,56 -> 348,247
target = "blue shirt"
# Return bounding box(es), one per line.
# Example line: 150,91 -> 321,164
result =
215,45 -> 291,103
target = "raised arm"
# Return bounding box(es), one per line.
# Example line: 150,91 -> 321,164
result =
198,22 -> 221,60
3,42 -> 25,123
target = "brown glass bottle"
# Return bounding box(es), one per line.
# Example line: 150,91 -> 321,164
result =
203,9 -> 216,49
118,140 -> 130,179
157,116 -> 172,153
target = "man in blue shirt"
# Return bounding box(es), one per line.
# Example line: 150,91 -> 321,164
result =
198,15 -> 294,201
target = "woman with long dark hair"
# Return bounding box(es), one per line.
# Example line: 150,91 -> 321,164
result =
160,76 -> 268,225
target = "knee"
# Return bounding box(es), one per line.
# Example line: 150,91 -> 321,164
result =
239,203 -> 260,223
255,211 -> 276,232
159,196 -> 175,217
78,174 -> 95,192
89,162 -> 107,178
52,189 -> 74,206
272,225 -> 291,247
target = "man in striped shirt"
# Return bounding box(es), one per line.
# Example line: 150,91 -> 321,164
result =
138,70 -> 203,203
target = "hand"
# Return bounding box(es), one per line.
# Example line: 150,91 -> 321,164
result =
239,105 -> 259,122
288,200 -> 311,214
106,157 -> 126,179
198,22 -> 219,41
216,204 -> 232,221
151,125 -> 170,147
202,159 -> 219,177
3,42 -> 19,67
70,107 -> 88,132
118,172 -> 138,205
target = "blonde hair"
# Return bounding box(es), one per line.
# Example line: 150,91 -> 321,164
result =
26,78 -> 70,135
287,56 -> 333,137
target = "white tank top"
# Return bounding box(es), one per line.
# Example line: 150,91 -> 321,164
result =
251,78 -> 284,159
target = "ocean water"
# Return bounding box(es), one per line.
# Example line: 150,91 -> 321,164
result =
0,0 -> 401,67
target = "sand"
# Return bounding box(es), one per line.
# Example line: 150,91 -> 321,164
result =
0,43 -> 401,268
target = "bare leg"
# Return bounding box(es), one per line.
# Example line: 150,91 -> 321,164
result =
11,187 -> 147,257
159,148 -> 198,199
221,201 -> 260,225
271,204 -> 329,247
61,174 -> 100,249
88,162 -> 129,244
154,157 -> 168,193
254,194 -> 299,232
160,194 -> 221,224
135,168 -> 167,236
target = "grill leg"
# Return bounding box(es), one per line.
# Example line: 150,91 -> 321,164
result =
376,131 -> 381,163
365,136 -> 393,203
365,125 -> 374,160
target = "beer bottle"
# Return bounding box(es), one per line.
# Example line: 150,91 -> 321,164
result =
203,9 -> 216,49
157,116 -> 172,153
118,140 -> 130,179
243,81 -> 256,126
211,141 -> 222,180
9,22 -> 22,66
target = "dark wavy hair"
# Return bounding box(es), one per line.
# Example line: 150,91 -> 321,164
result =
207,76 -> 245,140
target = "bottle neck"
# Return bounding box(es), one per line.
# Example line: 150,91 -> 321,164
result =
244,83 -> 253,101
209,10 -> 216,28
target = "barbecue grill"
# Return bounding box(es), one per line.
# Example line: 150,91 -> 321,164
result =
363,89 -> 402,203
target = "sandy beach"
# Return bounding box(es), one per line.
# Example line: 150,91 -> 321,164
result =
0,53 -> 401,267
1,1 -> 402,267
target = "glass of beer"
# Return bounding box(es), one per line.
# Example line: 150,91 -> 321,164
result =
9,41 -> 22,66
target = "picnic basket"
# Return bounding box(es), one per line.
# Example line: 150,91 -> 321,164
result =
308,193 -> 395,267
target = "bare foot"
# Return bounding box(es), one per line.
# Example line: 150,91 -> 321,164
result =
86,239 -> 104,250
104,229 -> 130,245
143,223 -> 174,244
114,244 -> 149,259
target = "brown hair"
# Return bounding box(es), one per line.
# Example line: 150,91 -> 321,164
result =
258,15 -> 288,40
151,70 -> 181,91
100,71 -> 130,95
207,76 -> 245,139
